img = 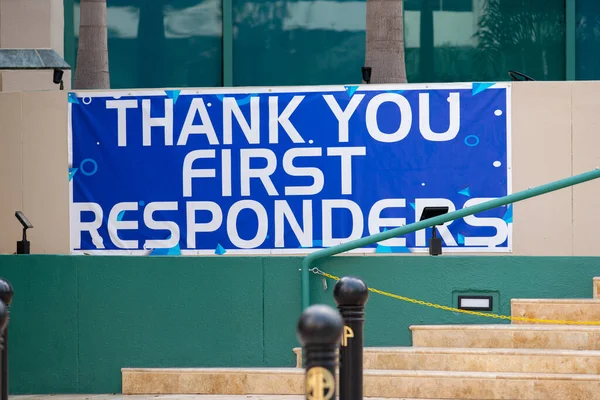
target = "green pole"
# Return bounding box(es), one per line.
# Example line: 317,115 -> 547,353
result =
300,168 -> 600,310
565,0 -> 577,81
222,0 -> 233,86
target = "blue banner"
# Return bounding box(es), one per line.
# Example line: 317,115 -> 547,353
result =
69,83 -> 512,255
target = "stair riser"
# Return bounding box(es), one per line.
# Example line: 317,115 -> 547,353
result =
412,329 -> 600,350
122,371 -> 304,396
295,350 -> 600,374
511,301 -> 600,324
122,370 -> 600,399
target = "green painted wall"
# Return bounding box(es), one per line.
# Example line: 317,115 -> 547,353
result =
1,255 -> 599,394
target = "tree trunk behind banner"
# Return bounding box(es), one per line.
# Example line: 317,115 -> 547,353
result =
74,0 -> 110,89
364,0 -> 407,83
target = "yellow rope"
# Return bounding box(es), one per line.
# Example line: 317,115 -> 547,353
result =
311,269 -> 600,326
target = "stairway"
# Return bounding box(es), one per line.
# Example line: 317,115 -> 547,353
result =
122,276 -> 600,399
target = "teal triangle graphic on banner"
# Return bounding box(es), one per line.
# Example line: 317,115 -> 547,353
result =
344,86 -> 359,97
391,246 -> 412,253
409,202 -> 416,210
457,233 -> 465,245
165,90 -> 181,104
150,243 -> 181,256
215,243 -> 227,255
472,82 -> 495,95
166,243 -> 181,255
68,168 -> 78,181
458,187 -> 471,197
376,244 -> 392,253
503,205 -> 513,223
68,93 -> 79,104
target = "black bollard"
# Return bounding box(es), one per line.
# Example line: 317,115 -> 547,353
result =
0,301 -> 6,348
0,279 -> 13,400
0,298 -> 6,398
334,276 -> 369,400
297,304 -> 343,400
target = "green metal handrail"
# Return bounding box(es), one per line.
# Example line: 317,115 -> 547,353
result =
300,168 -> 600,310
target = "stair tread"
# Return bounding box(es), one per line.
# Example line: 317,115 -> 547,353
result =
123,367 -> 600,381
293,346 -> 600,355
512,298 -> 600,303
410,324 -> 600,331
360,347 -> 600,356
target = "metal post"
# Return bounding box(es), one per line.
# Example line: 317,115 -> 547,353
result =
297,304 -> 343,400
0,279 -> 13,400
334,276 -> 369,400
0,300 -> 5,397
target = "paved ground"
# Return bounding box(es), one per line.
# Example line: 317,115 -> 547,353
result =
11,396 -> 417,400
12,397 -> 306,400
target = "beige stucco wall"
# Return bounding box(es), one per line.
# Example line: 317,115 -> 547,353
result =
0,69 -> 71,92
1,81 -> 600,255
0,0 -> 64,55
510,81 -> 600,256
0,90 -> 69,254
0,0 -> 69,93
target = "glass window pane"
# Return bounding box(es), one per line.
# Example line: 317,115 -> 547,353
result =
405,0 -> 566,82
71,0 -> 223,88
232,0 -> 366,86
576,1 -> 600,80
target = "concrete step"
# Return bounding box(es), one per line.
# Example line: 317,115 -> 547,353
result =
293,346 -> 600,374
511,298 -> 600,324
122,367 -> 600,399
594,277 -> 600,298
410,324 -> 600,350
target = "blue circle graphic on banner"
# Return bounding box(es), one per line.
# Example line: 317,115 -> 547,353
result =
464,135 -> 480,147
80,158 -> 98,176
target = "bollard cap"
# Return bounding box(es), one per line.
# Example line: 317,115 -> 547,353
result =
333,276 -> 369,306
0,278 -> 13,307
0,300 -> 6,332
297,304 -> 344,346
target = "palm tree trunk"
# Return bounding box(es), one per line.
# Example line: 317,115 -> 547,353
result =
364,0 -> 407,83
74,0 -> 110,89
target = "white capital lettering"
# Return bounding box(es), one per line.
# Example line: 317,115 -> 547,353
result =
223,97 -> 260,145
368,199 -> 406,247
419,92 -> 460,141
322,199 -> 363,246
274,200 -> 313,248
323,94 -> 365,142
177,98 -> 218,145
142,99 -> 173,146
463,198 -> 509,247
106,99 -> 138,147
71,202 -> 105,249
326,147 -> 366,195
269,96 -> 305,144
108,202 -> 139,249
283,148 -> 324,195
366,93 -> 412,143
182,150 -> 216,197
186,201 -> 223,248
227,200 -> 268,249
240,149 -> 278,196
143,202 -> 180,249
